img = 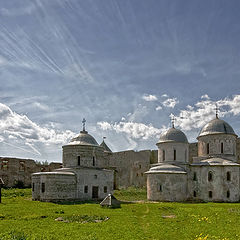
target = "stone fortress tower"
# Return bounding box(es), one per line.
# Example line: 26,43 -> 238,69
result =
146,111 -> 240,202
32,119 -> 114,202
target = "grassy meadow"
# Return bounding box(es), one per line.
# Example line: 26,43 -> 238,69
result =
0,188 -> 240,240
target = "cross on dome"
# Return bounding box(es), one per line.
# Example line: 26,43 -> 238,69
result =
82,118 -> 86,131
214,104 -> 220,119
170,114 -> 176,128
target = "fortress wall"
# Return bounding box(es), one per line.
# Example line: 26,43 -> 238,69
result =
0,157 -> 61,188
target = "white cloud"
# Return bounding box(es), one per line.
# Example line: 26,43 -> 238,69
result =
161,94 -> 169,98
201,94 -> 210,100
175,95 -> 240,131
0,103 -> 75,154
162,98 -> 179,108
142,94 -> 158,102
97,121 -> 167,140
155,106 -> 162,111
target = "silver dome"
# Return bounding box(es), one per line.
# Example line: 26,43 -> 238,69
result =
67,130 -> 99,146
157,128 -> 188,144
198,118 -> 237,138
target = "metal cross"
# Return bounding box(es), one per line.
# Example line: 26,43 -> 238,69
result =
170,114 -> 176,128
82,118 -> 86,131
214,104 -> 220,119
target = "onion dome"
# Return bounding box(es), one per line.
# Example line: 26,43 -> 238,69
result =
145,164 -> 186,174
198,118 -> 237,138
100,140 -> 112,152
68,130 -> 99,146
157,127 -> 188,144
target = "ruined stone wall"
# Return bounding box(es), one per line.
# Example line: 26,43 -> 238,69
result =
109,150 -> 154,189
0,157 -> 61,188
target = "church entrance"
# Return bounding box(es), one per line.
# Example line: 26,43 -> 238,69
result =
92,186 -> 99,199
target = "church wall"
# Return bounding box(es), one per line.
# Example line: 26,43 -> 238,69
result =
198,134 -> 237,161
188,166 -> 240,202
147,173 -> 187,201
32,173 -> 77,202
74,168 -> 114,200
62,145 -> 108,168
157,142 -> 189,163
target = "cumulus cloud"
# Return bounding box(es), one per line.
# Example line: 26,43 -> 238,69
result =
0,103 -> 75,155
175,95 -> 240,131
142,94 -> 158,102
156,106 -> 162,111
162,98 -> 179,108
201,94 -> 210,100
97,121 -> 167,140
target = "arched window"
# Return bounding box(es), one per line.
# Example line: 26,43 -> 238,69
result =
174,149 -> 176,161
193,172 -> 197,181
209,191 -> 212,198
227,190 -> 230,198
207,143 -> 210,154
208,171 -> 213,181
221,142 -> 224,154
193,191 -> 197,197
77,156 -> 80,166
227,171 -> 231,181
162,150 -> 165,161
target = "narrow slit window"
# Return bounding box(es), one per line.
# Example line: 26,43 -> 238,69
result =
193,191 -> 197,197
84,186 -> 88,193
174,149 -> 176,161
227,190 -> 230,198
227,172 -> 231,181
159,185 -> 162,192
208,171 -> 213,182
93,156 -> 95,166
104,186 -> 107,193
207,143 -> 210,154
193,172 -> 197,181
221,142 -> 224,154
77,156 -> 80,166
162,150 -> 165,161
41,183 -> 45,193
32,183 -> 35,192
209,191 -> 212,198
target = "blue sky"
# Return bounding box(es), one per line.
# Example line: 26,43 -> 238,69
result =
1,0 -> 240,162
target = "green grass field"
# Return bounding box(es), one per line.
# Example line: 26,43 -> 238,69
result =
0,188 -> 240,240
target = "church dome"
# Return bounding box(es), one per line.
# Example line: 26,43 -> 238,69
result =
68,130 -> 99,146
198,118 -> 237,138
157,128 -> 188,144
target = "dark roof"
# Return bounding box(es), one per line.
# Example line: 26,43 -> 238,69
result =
100,140 -> 112,152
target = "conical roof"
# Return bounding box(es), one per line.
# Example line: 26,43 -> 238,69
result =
198,118 -> 237,138
100,140 -> 112,152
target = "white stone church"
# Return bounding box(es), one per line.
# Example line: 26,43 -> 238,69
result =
32,112 -> 240,203
146,114 -> 240,202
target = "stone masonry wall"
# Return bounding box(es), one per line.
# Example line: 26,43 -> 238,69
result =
0,157 -> 61,188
